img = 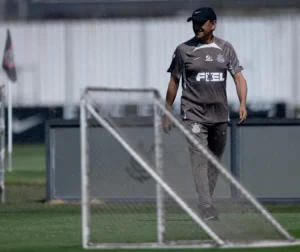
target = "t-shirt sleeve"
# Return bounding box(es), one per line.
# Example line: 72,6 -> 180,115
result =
167,46 -> 184,80
226,42 -> 244,76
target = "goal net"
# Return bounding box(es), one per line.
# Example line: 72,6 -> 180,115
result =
80,87 -> 299,249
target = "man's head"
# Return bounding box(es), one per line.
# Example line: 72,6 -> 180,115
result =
187,7 -> 217,42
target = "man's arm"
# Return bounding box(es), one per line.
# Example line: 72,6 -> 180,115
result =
165,44 -> 183,133
233,72 -> 248,124
163,75 -> 179,133
226,42 -> 247,124
165,75 -> 180,109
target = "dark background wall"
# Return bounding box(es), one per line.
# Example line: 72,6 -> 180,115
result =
3,0 -> 300,21
8,103 -> 287,144
46,119 -> 300,203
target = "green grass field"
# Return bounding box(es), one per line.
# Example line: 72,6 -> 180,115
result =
1,144 -> 300,252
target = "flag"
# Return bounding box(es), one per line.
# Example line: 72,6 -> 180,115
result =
2,29 -> 17,82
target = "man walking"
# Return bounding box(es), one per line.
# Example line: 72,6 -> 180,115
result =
164,7 -> 248,220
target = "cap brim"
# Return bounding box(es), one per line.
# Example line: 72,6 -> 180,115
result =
187,16 -> 209,23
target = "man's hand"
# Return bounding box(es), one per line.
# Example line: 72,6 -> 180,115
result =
163,115 -> 172,134
233,72 -> 248,124
238,104 -> 247,124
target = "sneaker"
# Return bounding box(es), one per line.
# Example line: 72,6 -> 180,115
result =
199,205 -> 219,221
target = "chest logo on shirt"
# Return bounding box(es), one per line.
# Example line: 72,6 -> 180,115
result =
196,72 -> 225,82
217,53 -> 225,63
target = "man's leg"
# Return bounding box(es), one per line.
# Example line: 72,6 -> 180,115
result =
183,120 -> 211,208
207,123 -> 228,197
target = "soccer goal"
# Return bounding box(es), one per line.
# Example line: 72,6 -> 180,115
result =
80,87 -> 300,249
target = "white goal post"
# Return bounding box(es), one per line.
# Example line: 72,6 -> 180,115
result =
80,87 -> 300,249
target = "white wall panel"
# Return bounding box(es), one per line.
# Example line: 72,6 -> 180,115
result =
38,22 -> 66,106
67,20 -> 143,105
0,13 -> 298,107
145,17 -> 194,106
295,15 -> 300,106
222,13 -> 296,106
0,22 -> 65,106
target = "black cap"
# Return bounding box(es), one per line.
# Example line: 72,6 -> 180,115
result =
187,7 -> 217,23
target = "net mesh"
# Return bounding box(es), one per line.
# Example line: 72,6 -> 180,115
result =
85,89 -> 157,244
83,89 -> 289,246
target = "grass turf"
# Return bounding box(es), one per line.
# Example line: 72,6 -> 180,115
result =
0,144 -> 300,252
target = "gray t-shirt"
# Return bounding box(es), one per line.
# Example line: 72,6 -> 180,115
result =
167,36 -> 244,124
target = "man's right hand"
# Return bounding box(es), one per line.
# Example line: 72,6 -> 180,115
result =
163,115 -> 172,134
